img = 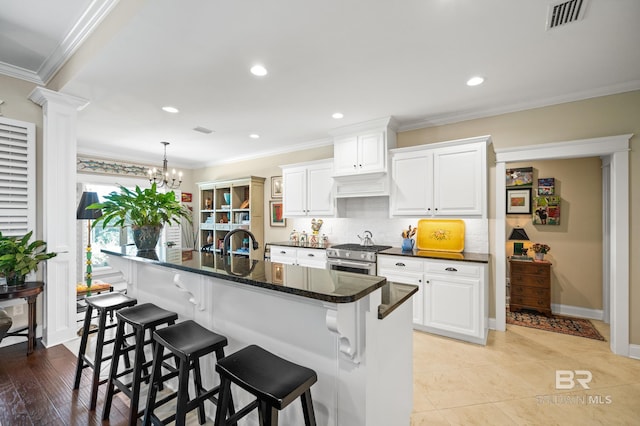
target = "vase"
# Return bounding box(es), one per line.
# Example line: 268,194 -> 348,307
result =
402,238 -> 415,252
535,252 -> 544,261
6,273 -> 26,286
133,225 -> 162,251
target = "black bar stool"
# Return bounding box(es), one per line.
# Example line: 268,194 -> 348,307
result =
214,344 -> 318,426
73,292 -> 137,410
102,303 -> 178,425
143,320 -> 232,426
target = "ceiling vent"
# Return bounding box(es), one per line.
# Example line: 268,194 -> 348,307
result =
546,0 -> 587,30
193,126 -> 213,134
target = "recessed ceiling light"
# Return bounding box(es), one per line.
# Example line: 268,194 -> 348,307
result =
162,106 -> 179,113
332,112 -> 344,119
250,65 -> 268,76
466,76 -> 485,86
249,133 -> 260,139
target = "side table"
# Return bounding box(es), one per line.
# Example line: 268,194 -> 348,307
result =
0,281 -> 44,355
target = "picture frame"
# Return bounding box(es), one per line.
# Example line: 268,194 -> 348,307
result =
269,200 -> 285,227
271,176 -> 283,198
506,188 -> 532,214
506,167 -> 534,187
181,192 -> 192,203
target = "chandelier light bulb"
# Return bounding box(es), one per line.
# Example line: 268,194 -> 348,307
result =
148,141 -> 182,189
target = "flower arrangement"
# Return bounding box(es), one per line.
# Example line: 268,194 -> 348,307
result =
531,243 -> 550,254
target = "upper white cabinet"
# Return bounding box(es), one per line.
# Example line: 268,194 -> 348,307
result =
390,136 -> 490,217
281,159 -> 334,217
330,117 -> 397,178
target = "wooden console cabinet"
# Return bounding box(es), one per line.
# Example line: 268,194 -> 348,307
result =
509,259 -> 552,316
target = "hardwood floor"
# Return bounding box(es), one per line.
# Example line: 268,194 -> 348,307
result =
0,339 -> 131,426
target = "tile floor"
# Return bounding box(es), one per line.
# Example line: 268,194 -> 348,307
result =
411,321 -> 640,425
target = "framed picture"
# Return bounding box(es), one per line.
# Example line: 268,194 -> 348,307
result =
270,200 -> 285,227
533,196 -> 561,225
271,176 -> 283,198
506,188 -> 532,214
181,192 -> 192,203
506,167 -> 533,187
537,178 -> 555,195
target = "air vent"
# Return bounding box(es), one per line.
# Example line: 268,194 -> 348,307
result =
193,126 -> 213,134
546,0 -> 587,30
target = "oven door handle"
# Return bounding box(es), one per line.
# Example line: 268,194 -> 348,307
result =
327,258 -> 375,269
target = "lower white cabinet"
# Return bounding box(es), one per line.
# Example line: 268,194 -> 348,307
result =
377,255 -> 488,345
270,245 -> 327,269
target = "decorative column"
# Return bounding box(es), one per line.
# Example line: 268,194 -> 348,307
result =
29,87 -> 89,347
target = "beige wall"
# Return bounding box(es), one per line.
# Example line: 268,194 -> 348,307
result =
398,90 -> 640,344
506,158 -> 603,310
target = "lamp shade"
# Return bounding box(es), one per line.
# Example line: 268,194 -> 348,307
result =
76,191 -> 102,220
508,227 -> 530,241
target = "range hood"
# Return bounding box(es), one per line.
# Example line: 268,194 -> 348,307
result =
334,172 -> 389,198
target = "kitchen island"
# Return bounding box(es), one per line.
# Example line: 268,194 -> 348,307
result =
103,246 -> 416,426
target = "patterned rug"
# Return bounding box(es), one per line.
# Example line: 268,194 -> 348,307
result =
507,309 -> 606,341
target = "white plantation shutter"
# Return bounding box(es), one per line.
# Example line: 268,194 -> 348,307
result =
0,117 -> 35,237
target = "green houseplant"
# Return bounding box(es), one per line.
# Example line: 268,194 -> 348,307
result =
87,183 -> 192,251
0,231 -> 57,286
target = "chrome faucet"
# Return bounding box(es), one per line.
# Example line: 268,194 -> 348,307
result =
222,228 -> 259,257
357,230 -> 374,246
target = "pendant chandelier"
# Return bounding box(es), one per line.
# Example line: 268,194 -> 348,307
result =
148,141 -> 182,189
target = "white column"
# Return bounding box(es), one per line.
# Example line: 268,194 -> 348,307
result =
29,87 -> 89,347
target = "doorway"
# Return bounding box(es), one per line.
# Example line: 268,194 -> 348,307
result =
494,134 -> 631,356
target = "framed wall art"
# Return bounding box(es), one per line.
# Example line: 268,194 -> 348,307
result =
506,188 -> 532,215
537,178 -> 555,195
270,200 -> 285,227
506,167 -> 533,187
271,176 -> 283,198
533,196 -> 560,225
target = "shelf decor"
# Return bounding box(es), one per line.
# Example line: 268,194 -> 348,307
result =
506,188 -> 532,215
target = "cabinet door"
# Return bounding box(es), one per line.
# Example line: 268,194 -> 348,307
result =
333,136 -> 359,175
358,132 -> 386,173
306,163 -> 334,216
390,151 -> 433,216
282,167 -> 307,216
378,268 -> 424,324
433,144 -> 483,216
424,275 -> 480,338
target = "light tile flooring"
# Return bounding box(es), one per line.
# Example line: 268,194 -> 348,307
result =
411,321 -> 640,425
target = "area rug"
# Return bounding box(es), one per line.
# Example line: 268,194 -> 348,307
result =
507,309 -> 606,341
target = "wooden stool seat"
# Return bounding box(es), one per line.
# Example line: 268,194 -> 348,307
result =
215,344 -> 318,426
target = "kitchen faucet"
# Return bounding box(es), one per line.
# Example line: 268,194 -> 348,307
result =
357,230 -> 374,246
222,228 -> 259,257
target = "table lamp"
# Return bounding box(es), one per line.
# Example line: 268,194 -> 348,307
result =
508,226 -> 530,259
76,192 -> 102,290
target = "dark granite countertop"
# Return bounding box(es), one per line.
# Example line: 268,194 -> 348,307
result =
379,247 -> 490,264
267,241 -> 329,249
102,246 -> 385,304
378,283 -> 419,319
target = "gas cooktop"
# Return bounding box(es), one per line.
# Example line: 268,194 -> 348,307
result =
328,244 -> 392,253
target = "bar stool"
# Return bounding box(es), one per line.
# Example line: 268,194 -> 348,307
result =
73,292 -> 137,410
214,344 -> 318,426
143,320 -> 232,426
102,303 -> 178,425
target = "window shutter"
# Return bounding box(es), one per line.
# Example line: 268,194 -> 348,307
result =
0,117 -> 35,237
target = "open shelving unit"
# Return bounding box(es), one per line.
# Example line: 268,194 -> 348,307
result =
198,176 -> 265,260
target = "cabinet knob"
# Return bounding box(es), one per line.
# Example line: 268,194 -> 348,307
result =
280,251 -> 287,254
435,208 -> 438,211
427,208 -> 431,211
308,253 -> 314,257
395,262 -> 406,267
359,164 -> 362,168
426,280 -> 430,284
445,267 -> 457,272
353,164 -> 357,169
418,279 -> 422,283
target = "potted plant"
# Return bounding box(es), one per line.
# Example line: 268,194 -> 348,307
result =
87,183 -> 192,251
0,231 -> 57,286
531,243 -> 550,260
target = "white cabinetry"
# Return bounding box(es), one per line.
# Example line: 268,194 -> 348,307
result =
333,132 -> 387,176
377,255 -> 488,345
270,245 -> 327,269
281,159 -> 334,217
390,136 -> 490,217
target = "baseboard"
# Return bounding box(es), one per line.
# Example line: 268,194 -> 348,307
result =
629,344 -> 640,360
551,303 -> 603,320
488,317 -> 497,330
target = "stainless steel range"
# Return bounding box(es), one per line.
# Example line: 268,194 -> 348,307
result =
326,243 -> 391,275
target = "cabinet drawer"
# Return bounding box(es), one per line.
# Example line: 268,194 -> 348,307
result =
297,248 -> 327,262
512,262 -> 550,276
377,269 -> 423,286
424,261 -> 480,278
511,285 -> 549,298
510,295 -> 550,308
270,246 -> 297,260
510,273 -> 548,288
377,256 -> 424,272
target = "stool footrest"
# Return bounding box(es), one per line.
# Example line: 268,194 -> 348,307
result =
226,399 -> 259,424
